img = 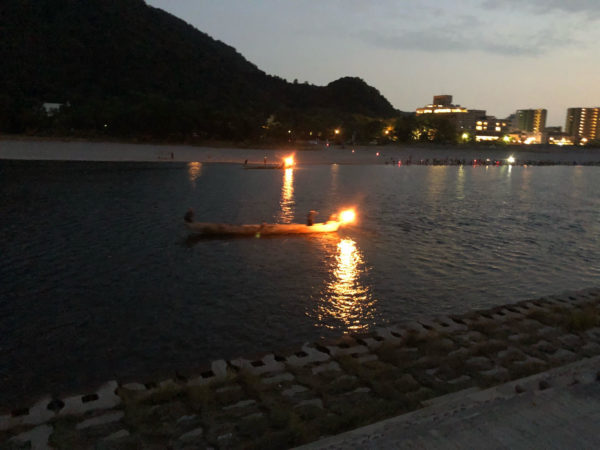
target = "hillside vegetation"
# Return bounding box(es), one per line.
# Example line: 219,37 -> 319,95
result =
0,0 -> 400,143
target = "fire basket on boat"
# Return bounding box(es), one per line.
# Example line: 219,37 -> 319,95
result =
184,208 -> 356,237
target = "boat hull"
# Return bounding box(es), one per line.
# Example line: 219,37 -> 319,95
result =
185,221 -> 340,236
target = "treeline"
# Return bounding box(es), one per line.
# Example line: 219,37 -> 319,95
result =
0,92 -> 466,145
0,93 -> 463,145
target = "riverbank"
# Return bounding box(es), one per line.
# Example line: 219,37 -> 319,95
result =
3,288 -> 600,448
3,138 -> 600,165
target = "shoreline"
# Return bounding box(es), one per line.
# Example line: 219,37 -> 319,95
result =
3,138 -> 600,166
3,287 -> 600,448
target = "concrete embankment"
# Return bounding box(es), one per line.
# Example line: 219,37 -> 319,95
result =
2,288 -> 600,449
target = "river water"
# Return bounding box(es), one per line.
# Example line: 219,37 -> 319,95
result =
1,149 -> 600,407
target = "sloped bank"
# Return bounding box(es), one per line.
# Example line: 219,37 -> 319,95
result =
2,288 -> 600,449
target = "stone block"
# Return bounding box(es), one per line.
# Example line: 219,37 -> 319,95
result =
585,327 -> 600,341
498,348 -> 526,361
312,361 -> 341,375
581,342 -> 600,356
76,411 -> 124,430
350,387 -> 371,394
176,414 -> 198,425
121,383 -> 146,391
261,372 -> 294,385
9,424 -> 53,449
282,385 -> 309,397
211,359 -> 229,379
60,381 -> 120,417
447,374 -> 471,385
158,379 -> 180,390
103,429 -> 130,441
356,354 -> 378,364
358,335 -> 385,350
549,349 -> 578,364
447,347 -> 470,359
230,354 -> 283,376
533,340 -> 557,354
537,327 -> 560,339
22,397 -> 56,426
294,398 -> 323,409
187,360 -> 230,387
464,331 -> 485,343
403,320 -> 432,337
465,356 -> 493,371
325,343 -> 369,357
480,366 -> 510,381
373,326 -> 407,345
179,427 -> 204,442
558,334 -> 581,348
434,315 -> 468,332
222,399 -> 256,410
286,344 -> 330,367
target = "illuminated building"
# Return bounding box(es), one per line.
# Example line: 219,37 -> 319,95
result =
416,95 -> 468,115
474,116 -> 510,142
416,95 -> 486,132
515,109 -> 547,133
565,107 -> 599,142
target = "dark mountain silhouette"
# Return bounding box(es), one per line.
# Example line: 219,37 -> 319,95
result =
0,0 -> 399,141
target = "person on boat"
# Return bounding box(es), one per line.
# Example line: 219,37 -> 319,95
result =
307,210 -> 318,226
184,208 -> 194,223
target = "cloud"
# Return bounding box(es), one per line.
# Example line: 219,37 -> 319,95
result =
482,0 -> 600,15
358,27 -> 575,56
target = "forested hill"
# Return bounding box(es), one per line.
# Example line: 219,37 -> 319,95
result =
0,0 -> 400,141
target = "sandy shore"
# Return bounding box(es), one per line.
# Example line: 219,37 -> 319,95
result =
3,139 -> 600,165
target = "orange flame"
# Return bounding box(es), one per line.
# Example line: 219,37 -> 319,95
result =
339,209 -> 356,224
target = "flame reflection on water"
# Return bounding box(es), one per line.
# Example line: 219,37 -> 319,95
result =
279,168 -> 295,223
187,162 -> 202,187
315,238 -> 375,332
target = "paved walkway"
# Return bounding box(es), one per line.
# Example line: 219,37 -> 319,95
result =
301,357 -> 600,449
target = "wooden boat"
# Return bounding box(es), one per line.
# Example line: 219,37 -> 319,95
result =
185,220 -> 340,237
243,163 -> 284,170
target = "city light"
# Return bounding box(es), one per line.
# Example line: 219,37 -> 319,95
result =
507,156 -> 515,164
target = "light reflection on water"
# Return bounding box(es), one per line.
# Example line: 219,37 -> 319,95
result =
187,161 -> 202,187
3,160 -> 600,407
313,238 -> 375,332
279,168 -> 294,223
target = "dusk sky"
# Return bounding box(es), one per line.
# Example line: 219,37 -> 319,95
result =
146,0 -> 600,127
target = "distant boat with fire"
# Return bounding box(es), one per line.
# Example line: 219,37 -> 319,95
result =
243,155 -> 296,170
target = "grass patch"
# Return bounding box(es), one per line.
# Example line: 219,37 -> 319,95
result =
237,413 -> 270,438
323,375 -> 360,395
470,339 -> 508,357
564,306 -> 600,332
527,309 -> 565,327
48,416 -> 87,449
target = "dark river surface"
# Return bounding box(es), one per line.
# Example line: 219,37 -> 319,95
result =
1,157 -> 600,407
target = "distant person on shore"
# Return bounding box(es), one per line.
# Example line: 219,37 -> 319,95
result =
264,155 -> 267,166
184,208 -> 194,223
307,210 -> 317,226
